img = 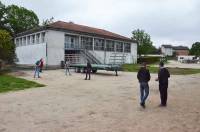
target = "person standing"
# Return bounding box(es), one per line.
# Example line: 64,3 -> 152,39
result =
85,61 -> 92,80
65,61 -> 71,76
156,62 -> 170,107
34,59 -> 41,78
137,62 -> 151,108
39,58 -> 44,72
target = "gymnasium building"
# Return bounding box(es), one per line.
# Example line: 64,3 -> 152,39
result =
14,21 -> 137,67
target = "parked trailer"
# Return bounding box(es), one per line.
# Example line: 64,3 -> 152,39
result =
70,64 -> 121,76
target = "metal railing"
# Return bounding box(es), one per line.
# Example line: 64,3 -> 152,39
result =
109,53 -> 126,65
65,54 -> 82,64
80,50 -> 102,64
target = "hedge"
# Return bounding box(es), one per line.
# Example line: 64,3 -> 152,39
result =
138,56 -> 161,64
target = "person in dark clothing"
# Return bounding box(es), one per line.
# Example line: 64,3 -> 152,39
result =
85,61 -> 92,80
39,58 -> 44,72
156,62 -> 170,107
137,62 -> 151,108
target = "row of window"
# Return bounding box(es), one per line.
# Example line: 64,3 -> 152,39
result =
64,35 -> 131,53
15,32 -> 45,47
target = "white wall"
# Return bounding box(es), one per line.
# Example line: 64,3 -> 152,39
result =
16,43 -> 46,65
161,47 -> 173,56
46,30 -> 65,66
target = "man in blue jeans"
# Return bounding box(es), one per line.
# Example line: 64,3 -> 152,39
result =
34,60 -> 41,78
137,62 -> 151,108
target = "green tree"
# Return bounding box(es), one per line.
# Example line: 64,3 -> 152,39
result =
190,42 -> 200,56
0,30 -> 15,63
0,1 -> 10,32
6,5 -> 39,35
131,29 -> 156,55
42,17 -> 54,26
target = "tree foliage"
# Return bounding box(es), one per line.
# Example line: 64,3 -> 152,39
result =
190,42 -> 200,56
0,30 -> 15,63
42,17 -> 54,26
131,29 -> 156,55
6,5 -> 39,34
0,1 -> 10,32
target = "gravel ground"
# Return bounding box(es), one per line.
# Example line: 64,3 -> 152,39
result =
0,69 -> 200,132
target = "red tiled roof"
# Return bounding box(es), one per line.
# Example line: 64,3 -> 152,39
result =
48,21 -> 134,42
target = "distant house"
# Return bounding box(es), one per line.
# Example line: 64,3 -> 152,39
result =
173,46 -> 189,56
161,45 -> 189,56
161,45 -> 173,56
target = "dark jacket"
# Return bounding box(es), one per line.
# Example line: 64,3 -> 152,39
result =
137,67 -> 151,83
86,62 -> 92,70
158,67 -> 170,84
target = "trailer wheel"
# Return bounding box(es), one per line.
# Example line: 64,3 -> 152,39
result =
77,68 -> 81,73
92,69 -> 97,73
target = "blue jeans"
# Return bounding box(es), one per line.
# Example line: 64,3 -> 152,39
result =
34,66 -> 40,78
140,82 -> 149,104
65,67 -> 71,75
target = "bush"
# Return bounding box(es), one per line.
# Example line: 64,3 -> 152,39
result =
138,56 -> 160,64
0,30 -> 15,63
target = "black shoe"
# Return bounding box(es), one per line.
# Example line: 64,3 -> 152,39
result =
140,102 -> 145,108
159,104 -> 167,107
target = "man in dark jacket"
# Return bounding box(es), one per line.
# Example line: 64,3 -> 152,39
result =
137,62 -> 151,108
156,62 -> 170,107
85,61 -> 92,80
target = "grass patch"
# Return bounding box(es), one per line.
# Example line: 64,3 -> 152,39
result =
0,75 -> 45,93
122,64 -> 200,75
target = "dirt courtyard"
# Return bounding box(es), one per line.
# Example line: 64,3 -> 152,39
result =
0,70 -> 200,132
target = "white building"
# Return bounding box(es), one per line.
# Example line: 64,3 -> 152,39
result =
14,21 -> 137,67
161,45 -> 173,56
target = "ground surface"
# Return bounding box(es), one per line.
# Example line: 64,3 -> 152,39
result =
0,69 -> 200,132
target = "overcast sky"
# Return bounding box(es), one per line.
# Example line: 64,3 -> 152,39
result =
2,0 -> 200,47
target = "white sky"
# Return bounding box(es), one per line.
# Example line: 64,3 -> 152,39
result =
2,0 -> 200,48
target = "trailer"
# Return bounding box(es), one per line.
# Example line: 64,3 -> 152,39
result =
70,63 -> 121,76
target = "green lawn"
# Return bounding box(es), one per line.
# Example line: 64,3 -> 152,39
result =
0,75 -> 45,93
122,64 -> 200,75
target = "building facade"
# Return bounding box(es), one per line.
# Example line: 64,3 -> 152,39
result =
14,21 -> 137,67
161,45 -> 173,56
173,46 -> 189,56
161,45 -> 189,57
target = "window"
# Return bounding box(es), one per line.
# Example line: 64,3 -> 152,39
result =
27,36 -> 30,45
36,33 -> 40,44
16,38 -> 19,47
94,38 -> 104,51
81,36 -> 93,50
32,35 -> 35,44
19,38 -> 22,46
106,40 -> 115,51
41,32 -> 45,43
65,35 -> 79,49
23,37 -> 26,46
124,43 -> 131,53
116,41 -> 123,52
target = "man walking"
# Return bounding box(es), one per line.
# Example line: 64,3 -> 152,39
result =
137,62 -> 151,108
34,59 -> 41,78
65,61 -> 71,76
85,61 -> 92,80
156,62 -> 170,107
